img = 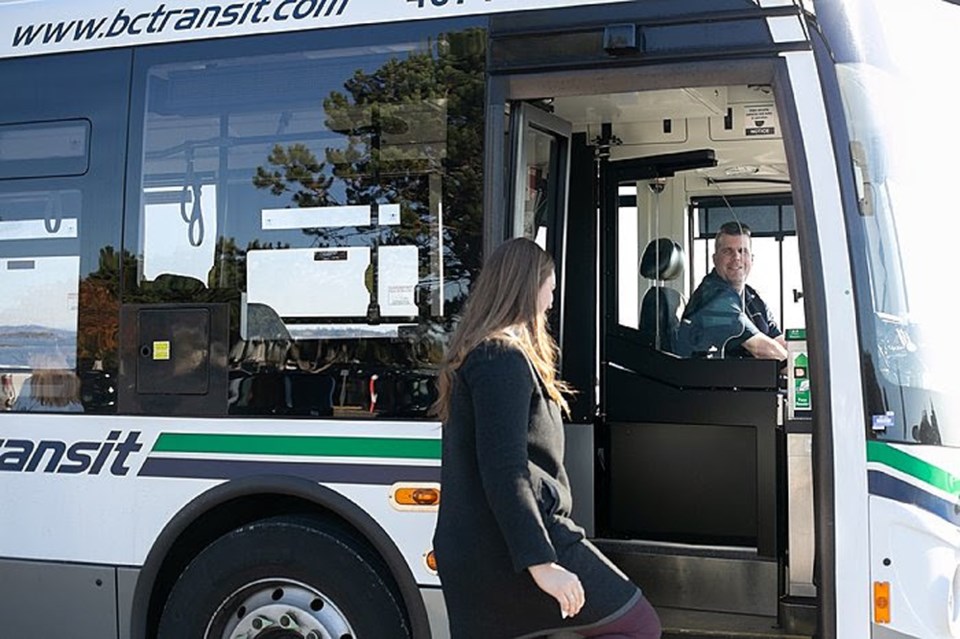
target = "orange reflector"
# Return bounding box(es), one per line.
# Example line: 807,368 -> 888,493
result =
425,550 -> 438,572
394,486 -> 440,507
874,581 -> 891,624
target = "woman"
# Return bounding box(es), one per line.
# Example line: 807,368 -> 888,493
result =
433,238 -> 661,639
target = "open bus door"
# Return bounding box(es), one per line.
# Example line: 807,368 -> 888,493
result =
505,103 -> 608,540
596,156 -> 785,612
501,96 -> 804,632
487,6 -> 825,634
497,87 -> 817,639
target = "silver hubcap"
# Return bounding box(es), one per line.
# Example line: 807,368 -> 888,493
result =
206,578 -> 355,639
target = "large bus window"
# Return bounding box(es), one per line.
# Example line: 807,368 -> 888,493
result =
132,26 -> 486,419
829,0 -> 960,445
0,55 -> 128,416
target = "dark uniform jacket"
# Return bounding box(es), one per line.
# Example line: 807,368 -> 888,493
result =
433,340 -> 639,639
677,269 -> 781,358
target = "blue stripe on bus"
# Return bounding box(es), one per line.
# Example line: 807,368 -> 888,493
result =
139,457 -> 441,484
868,470 -> 960,527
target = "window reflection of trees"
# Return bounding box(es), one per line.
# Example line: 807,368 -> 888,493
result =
25,31 -> 485,420
231,30 -> 485,419
248,30 -> 485,307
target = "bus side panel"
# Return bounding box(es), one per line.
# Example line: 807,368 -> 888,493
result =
119,567 -> 139,639
868,444 -> 960,639
0,416 -> 441,578
0,559 -> 118,638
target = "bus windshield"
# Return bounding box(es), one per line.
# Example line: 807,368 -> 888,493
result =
826,0 -> 960,445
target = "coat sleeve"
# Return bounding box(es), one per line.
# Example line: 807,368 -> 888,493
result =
465,345 -> 557,573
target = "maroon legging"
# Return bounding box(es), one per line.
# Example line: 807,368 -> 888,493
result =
578,596 -> 662,639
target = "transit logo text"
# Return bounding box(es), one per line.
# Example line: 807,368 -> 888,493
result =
0,430 -> 144,476
11,0 -> 351,50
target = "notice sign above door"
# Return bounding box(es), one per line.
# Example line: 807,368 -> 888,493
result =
745,104 -> 776,137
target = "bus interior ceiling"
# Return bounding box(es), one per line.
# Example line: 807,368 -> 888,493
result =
552,82 -> 791,233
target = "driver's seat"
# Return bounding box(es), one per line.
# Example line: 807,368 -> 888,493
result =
638,238 -> 686,353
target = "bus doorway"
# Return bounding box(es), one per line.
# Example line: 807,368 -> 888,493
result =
597,155 -> 783,614
498,69 -> 817,637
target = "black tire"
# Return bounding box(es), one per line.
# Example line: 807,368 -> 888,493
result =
157,516 -> 411,639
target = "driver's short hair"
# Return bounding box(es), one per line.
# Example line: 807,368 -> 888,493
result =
715,221 -> 752,250
718,221 -> 751,237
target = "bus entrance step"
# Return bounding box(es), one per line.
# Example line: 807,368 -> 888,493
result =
658,607 -> 813,639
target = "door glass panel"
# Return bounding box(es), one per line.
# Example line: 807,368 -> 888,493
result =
617,184 -> 640,330
749,236 -> 780,323
518,126 -> 559,248
509,104 -> 571,333
511,104 -> 570,260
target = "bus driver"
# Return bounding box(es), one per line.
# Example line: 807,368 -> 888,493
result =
677,222 -> 788,361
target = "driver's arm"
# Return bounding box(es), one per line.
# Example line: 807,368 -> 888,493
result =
743,333 -> 788,361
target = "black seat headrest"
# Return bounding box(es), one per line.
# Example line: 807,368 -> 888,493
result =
640,238 -> 685,281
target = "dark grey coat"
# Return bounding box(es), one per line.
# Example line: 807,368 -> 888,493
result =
433,340 -> 640,639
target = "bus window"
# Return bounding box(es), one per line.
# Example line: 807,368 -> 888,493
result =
0,190 -> 82,412
0,114 -> 121,412
0,124 -> 87,407
0,120 -> 89,179
683,196 -> 804,359
0,52 -> 130,416
130,27 -> 486,419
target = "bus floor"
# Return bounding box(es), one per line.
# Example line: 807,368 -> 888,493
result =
547,607 -> 812,639
656,606 -> 812,639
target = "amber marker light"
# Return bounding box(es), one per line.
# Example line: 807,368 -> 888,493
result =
389,483 -> 441,511
874,581 -> 891,624
425,550 -> 438,573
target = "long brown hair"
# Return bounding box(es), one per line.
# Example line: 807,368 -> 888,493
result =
433,237 -> 570,422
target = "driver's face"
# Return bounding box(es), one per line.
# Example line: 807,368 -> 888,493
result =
713,233 -> 752,291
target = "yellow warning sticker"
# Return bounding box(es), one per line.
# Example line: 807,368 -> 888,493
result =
153,341 -> 170,361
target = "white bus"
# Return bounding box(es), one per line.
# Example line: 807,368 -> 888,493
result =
0,0 -> 956,637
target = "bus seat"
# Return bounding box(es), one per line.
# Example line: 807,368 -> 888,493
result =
639,238 -> 686,353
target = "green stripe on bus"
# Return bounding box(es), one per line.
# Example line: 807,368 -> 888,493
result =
152,433 -> 441,460
867,440 -> 960,496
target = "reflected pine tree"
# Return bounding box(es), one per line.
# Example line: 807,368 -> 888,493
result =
251,28 -> 485,317
240,29 -> 487,416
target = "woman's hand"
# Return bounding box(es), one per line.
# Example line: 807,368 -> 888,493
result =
527,562 -> 585,619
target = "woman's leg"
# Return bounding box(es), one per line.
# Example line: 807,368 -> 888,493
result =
578,596 -> 661,639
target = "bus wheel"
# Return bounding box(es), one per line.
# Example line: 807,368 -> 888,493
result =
156,516 -> 410,639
